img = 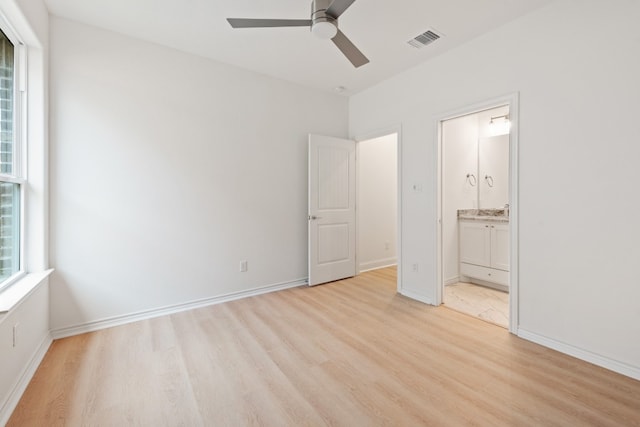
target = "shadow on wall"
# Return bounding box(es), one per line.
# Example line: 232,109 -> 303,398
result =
49,272 -> 91,334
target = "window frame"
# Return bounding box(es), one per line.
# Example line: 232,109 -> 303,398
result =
0,15 -> 27,293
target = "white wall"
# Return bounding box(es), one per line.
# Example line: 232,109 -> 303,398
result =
442,115 -> 477,283
49,17 -> 348,332
350,0 -> 640,377
357,134 -> 397,271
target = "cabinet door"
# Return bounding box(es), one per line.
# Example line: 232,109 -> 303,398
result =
459,221 -> 491,267
490,223 -> 510,271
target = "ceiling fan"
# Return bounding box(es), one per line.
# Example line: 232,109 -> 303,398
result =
227,0 -> 369,68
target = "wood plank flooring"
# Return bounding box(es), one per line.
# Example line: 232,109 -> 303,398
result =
9,267 -> 640,426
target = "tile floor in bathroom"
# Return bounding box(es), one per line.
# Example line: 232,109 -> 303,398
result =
443,282 -> 509,328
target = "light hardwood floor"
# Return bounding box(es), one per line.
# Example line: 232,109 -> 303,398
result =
9,267 -> 640,426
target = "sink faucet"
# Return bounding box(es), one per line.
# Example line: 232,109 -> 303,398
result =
504,203 -> 510,216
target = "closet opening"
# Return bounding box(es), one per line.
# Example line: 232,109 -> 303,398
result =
356,131 -> 400,287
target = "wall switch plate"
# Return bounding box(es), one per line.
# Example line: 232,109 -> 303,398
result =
240,260 -> 248,272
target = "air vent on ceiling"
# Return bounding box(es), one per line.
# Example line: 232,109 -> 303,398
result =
407,29 -> 441,48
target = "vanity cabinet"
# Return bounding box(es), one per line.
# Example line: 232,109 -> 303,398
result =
459,220 -> 509,287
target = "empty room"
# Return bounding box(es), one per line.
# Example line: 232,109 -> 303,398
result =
1,0 -> 639,425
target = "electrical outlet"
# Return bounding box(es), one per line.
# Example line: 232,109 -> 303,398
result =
240,260 -> 248,272
384,241 -> 390,250
412,263 -> 419,272
13,323 -> 19,347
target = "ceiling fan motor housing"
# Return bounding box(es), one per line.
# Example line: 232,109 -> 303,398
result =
226,0 -> 368,68
311,0 -> 338,39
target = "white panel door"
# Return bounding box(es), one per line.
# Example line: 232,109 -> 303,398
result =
308,134 -> 356,286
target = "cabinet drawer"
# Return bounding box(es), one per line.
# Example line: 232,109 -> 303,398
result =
460,262 -> 509,286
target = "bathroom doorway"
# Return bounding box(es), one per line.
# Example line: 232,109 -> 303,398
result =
436,95 -> 519,332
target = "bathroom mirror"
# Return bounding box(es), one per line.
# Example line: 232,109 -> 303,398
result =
478,134 -> 509,208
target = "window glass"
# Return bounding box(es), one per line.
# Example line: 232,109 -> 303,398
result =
0,182 -> 19,280
0,28 -> 19,285
0,29 -> 13,175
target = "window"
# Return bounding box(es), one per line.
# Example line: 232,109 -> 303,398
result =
0,26 -> 24,291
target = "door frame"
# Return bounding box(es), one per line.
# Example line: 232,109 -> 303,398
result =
435,93 -> 519,333
354,125 -> 403,292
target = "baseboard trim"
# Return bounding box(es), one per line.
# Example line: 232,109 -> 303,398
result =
399,288 -> 434,305
0,332 -> 52,426
51,277 -> 308,339
359,260 -> 397,273
518,329 -> 640,381
468,278 -> 508,293
444,276 -> 459,286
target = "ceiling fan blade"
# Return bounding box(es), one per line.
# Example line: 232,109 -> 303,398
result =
227,18 -> 312,28
326,0 -> 357,19
331,30 -> 369,68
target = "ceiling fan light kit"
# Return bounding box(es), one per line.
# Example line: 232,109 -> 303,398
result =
311,0 -> 338,39
311,21 -> 338,39
227,0 -> 369,68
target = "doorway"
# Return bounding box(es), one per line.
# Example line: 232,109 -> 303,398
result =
356,132 -> 399,279
436,95 -> 519,332
308,130 -> 401,288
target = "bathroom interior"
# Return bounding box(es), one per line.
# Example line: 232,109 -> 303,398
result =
442,105 -> 510,328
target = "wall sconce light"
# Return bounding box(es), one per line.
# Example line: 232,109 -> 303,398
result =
489,114 -> 510,136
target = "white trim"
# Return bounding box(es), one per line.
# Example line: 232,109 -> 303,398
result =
0,14 -> 28,294
434,93 -> 520,334
507,95 -> 520,333
399,288 -> 434,305
354,139 -> 360,274
16,42 -> 28,180
518,329 -> 640,381
435,117 -> 443,305
0,269 -> 52,315
0,271 -> 25,297
0,11 -> 22,46
51,277 -> 307,339
444,276 -> 459,286
466,278 -> 508,293
359,259 -> 397,273
0,331 -> 52,426
353,124 -> 403,293
0,175 -> 25,184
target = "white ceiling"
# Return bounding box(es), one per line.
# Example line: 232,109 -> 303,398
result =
44,0 -> 553,95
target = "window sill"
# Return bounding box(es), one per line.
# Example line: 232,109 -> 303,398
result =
0,269 -> 53,323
